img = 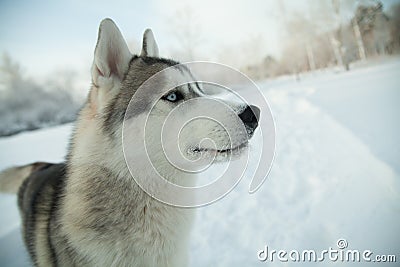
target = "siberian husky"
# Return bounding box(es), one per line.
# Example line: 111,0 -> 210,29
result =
0,18 -> 260,266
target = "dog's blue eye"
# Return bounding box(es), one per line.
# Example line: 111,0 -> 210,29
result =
167,93 -> 177,101
163,91 -> 183,102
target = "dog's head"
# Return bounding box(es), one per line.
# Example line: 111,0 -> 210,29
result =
72,19 -> 259,175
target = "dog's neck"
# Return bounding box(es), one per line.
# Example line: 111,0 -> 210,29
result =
60,116 -> 194,265
62,106 -> 195,245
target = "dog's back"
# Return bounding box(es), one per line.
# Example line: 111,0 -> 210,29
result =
0,162 -> 69,265
1,163 -> 92,266
17,163 -> 66,266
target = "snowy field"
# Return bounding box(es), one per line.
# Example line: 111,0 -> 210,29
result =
0,59 -> 399,266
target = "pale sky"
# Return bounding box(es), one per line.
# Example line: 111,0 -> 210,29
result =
1,0 -> 399,79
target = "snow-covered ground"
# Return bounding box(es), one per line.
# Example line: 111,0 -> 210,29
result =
0,59 -> 399,266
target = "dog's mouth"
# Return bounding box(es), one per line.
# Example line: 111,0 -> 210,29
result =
190,141 -> 249,160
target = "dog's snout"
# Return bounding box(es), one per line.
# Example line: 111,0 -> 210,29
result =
239,105 -> 260,129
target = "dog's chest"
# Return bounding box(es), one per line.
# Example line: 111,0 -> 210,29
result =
86,206 -> 193,267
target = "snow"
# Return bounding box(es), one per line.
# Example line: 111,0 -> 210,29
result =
0,59 -> 399,266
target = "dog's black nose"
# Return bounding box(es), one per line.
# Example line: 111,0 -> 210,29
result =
239,105 -> 260,130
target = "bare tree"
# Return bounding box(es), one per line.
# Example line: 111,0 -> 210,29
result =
387,3 -> 400,53
0,53 -> 81,136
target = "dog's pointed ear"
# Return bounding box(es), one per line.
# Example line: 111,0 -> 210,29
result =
91,18 -> 132,88
140,29 -> 159,57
